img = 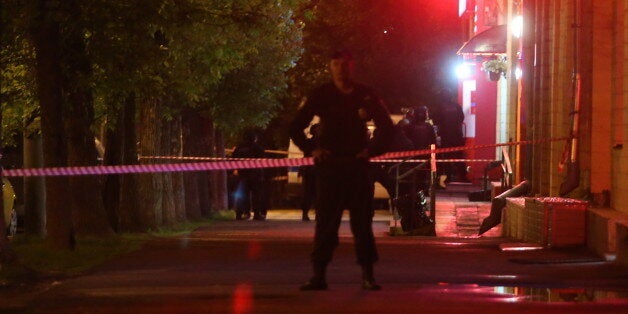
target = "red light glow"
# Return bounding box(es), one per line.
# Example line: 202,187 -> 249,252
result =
232,283 -> 253,314
247,240 -> 262,260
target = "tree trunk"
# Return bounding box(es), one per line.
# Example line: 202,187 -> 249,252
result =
161,173 -> 175,227
62,0 -> 112,237
103,108 -> 123,232
210,128 -> 228,211
65,98 -> 113,236
160,119 -> 176,227
173,171 -> 186,221
117,94 -> 142,232
197,117 -> 212,217
182,109 -> 201,220
138,98 -> 162,230
23,131 -> 46,236
170,116 -> 186,222
32,1 -> 73,249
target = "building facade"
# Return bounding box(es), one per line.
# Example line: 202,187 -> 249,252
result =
459,0 -> 627,261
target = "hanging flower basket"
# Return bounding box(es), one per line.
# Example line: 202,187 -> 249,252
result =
482,58 -> 507,82
488,71 -> 502,81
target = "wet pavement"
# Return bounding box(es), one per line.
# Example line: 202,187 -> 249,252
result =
2,189 -> 628,313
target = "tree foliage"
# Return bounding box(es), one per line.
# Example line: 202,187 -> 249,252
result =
2,0 -> 304,146
208,1 -> 303,136
83,0 -> 301,141
0,1 -> 38,146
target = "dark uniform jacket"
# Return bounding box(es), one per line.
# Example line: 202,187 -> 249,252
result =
290,82 -> 394,159
432,101 -> 465,148
404,122 -> 437,150
232,141 -> 265,181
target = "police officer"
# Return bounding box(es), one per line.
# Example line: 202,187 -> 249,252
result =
232,130 -> 267,220
432,89 -> 466,183
290,50 -> 394,291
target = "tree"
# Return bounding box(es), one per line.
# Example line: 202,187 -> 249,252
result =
61,0 -> 113,237
1,1 -> 46,237
31,0 -> 74,249
204,1 -> 303,211
3,0 -> 305,237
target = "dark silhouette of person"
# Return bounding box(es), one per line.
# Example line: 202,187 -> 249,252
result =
370,120 -> 414,202
298,123 -> 321,221
431,89 -> 466,183
290,50 -> 394,291
232,130 -> 267,221
402,106 -> 437,192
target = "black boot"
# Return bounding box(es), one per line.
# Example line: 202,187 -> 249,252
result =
302,211 -> 310,221
300,263 -> 328,291
361,264 -> 381,291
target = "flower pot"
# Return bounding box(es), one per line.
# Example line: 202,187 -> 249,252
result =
488,71 -> 501,81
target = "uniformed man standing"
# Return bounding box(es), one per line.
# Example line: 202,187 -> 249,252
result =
290,50 -> 394,291
432,88 -> 466,183
232,130 -> 267,221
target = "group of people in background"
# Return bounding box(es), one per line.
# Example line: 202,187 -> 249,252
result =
367,90 -> 466,209
373,104 -> 439,201
229,88 -> 465,224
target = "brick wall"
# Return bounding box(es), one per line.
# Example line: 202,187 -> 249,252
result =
517,0 -> 628,256
590,1 -> 613,195
526,0 -> 626,214
612,0 -> 627,214
528,0 -> 576,196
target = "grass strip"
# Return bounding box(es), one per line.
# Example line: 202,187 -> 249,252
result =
1,210 -> 233,282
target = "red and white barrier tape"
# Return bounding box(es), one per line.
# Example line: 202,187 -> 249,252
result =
138,155 -> 497,163
2,158 -> 314,177
138,155 -> 256,161
373,158 -> 499,163
374,136 -> 571,160
2,137 -> 569,177
223,148 -> 288,155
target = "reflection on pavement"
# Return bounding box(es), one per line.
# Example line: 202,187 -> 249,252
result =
495,286 -> 628,303
422,283 -> 628,303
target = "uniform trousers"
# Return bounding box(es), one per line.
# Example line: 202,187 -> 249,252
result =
311,158 -> 378,266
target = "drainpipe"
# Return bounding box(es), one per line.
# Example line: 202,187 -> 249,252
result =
559,0 -> 581,196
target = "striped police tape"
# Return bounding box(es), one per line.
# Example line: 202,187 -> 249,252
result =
1,137 -> 570,177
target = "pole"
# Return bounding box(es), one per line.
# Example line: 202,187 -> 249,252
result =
559,0 -> 582,196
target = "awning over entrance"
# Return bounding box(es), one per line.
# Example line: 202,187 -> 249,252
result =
457,24 -> 507,56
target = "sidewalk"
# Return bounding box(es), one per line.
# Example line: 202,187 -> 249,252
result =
2,202 -> 628,313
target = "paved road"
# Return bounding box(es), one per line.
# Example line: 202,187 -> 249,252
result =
2,210 -> 628,313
